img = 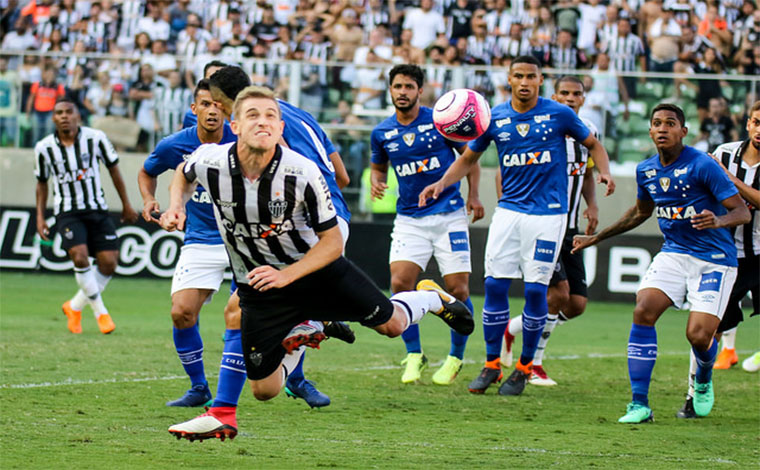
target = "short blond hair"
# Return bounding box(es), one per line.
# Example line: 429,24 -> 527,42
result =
232,86 -> 281,119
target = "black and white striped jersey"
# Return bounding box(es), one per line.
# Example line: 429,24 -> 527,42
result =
34,127 -> 119,215
715,140 -> 760,258
601,33 -> 645,72
183,142 -> 338,281
565,118 -> 599,230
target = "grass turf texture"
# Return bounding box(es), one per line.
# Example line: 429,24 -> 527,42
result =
1,271 -> 758,469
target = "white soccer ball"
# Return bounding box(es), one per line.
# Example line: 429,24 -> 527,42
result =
433,89 -> 491,142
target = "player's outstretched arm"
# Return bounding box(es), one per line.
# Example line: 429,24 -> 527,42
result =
370,162 -> 390,201
572,198 -> 654,253
137,167 -> 161,223
691,194 -> 751,230
248,225 -> 343,291
419,147 -> 483,207
581,133 -> 615,196
35,181 -> 50,241
160,162 -> 196,232
465,161 -> 484,222
107,164 -> 138,223
581,169 -> 599,234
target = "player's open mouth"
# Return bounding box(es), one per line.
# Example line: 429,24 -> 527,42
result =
655,136 -> 668,143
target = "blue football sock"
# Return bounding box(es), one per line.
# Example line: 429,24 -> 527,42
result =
173,323 -> 206,388
212,329 -> 247,408
519,282 -> 549,366
448,297 -> 473,359
287,352 -> 306,383
483,277 -> 511,362
693,338 -> 718,384
401,323 -> 422,354
627,324 -> 657,406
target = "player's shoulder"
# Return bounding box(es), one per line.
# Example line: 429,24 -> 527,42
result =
34,133 -> 56,152
580,117 -> 599,136
81,126 -> 108,141
712,140 -> 743,157
192,142 -> 232,164
636,154 -> 661,175
372,114 -> 400,138
490,101 -> 513,118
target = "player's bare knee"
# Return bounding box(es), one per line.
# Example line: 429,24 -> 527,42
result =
390,276 -> 415,295
447,283 -> 469,302
375,314 -> 405,338
564,297 -> 587,319
250,384 -> 278,401
632,303 -> 659,326
224,304 -> 241,329
69,251 -> 90,268
170,303 -> 198,329
686,324 -> 714,351
96,258 -> 117,276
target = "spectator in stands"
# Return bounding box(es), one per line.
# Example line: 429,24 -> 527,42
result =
249,4 -> 280,43
361,0 -> 390,35
446,0 -> 476,42
484,0 -> 511,36
66,63 -> 91,123
41,28 -> 70,52
0,57 -> 20,146
698,2 -> 732,57
26,65 -> 65,144
647,5 -> 681,78
221,21 -> 253,63
2,17 -> 38,50
138,1 -> 170,42
602,16 -> 646,99
548,28 -> 588,71
176,14 -> 211,61
168,0 -> 192,44
403,0 -> 445,50
577,0 -> 606,53
693,47 -> 729,121
330,8 -> 363,63
395,29 -> 426,65
353,50 -> 386,112
144,39 -> 178,79
696,96 -> 738,152
156,70 -> 191,138
106,83 -> 129,118
331,99 -> 367,187
132,32 -> 153,75
553,0 -> 581,36
129,63 -> 161,151
186,38 -> 222,88
596,4 -> 619,53
84,70 -> 113,120
529,6 -> 555,62
467,9 -> 497,65
589,51 -> 628,126
495,23 -> 532,61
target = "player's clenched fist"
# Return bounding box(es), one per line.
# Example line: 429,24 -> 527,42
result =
571,234 -> 597,254
160,209 -> 186,232
418,181 -> 444,207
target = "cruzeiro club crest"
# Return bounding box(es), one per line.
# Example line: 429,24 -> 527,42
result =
403,133 -> 415,146
659,177 -> 670,192
516,123 -> 530,137
268,198 -> 288,218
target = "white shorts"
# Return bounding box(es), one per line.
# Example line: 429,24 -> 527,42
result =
484,207 -> 567,284
389,208 -> 471,276
338,216 -> 350,250
638,252 -> 737,318
171,244 -> 229,298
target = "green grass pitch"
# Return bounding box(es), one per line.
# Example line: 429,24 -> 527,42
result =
1,271 -> 758,469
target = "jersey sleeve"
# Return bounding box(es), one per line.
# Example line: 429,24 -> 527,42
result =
95,130 -> 119,168
304,166 -> 338,232
34,141 -> 49,182
635,164 -> 653,201
561,106 -> 591,143
143,135 -> 176,176
182,144 -> 211,185
468,124 -> 494,153
370,128 -> 388,165
700,156 -> 739,203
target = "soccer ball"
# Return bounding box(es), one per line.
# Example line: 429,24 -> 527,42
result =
432,89 -> 491,142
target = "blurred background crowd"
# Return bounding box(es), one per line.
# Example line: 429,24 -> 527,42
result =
0,0 -> 758,182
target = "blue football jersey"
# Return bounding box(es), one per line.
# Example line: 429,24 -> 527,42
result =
143,125 -> 237,245
182,108 -> 196,129
470,97 -> 590,215
636,146 -> 739,266
371,106 -> 466,217
279,99 -> 351,222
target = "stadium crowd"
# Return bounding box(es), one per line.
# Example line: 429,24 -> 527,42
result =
0,0 -> 758,152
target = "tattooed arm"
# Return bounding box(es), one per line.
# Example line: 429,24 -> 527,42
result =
571,198 -> 655,253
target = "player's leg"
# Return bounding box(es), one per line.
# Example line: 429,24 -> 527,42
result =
166,288 -> 214,407
389,214 -> 434,383
498,212 -> 566,396
682,261 -> 738,417
471,207 -> 520,393
427,272 -> 472,385
392,261 -> 427,383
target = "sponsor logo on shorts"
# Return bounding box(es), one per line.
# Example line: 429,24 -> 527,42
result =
64,228 -> 73,239
448,231 -> 469,252
105,234 -> 117,240
534,239 -> 556,263
698,271 -> 723,292
248,348 -> 263,367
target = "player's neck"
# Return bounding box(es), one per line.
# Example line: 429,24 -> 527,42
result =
237,143 -> 275,181
510,96 -> 539,114
658,143 -> 684,165
743,140 -> 760,165
395,105 -> 420,126
56,128 -> 78,146
196,125 -> 223,144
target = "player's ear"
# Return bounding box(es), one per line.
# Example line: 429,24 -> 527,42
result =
681,124 -> 688,138
539,73 -> 544,85
190,102 -> 197,115
230,119 -> 240,135
551,93 -> 557,101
